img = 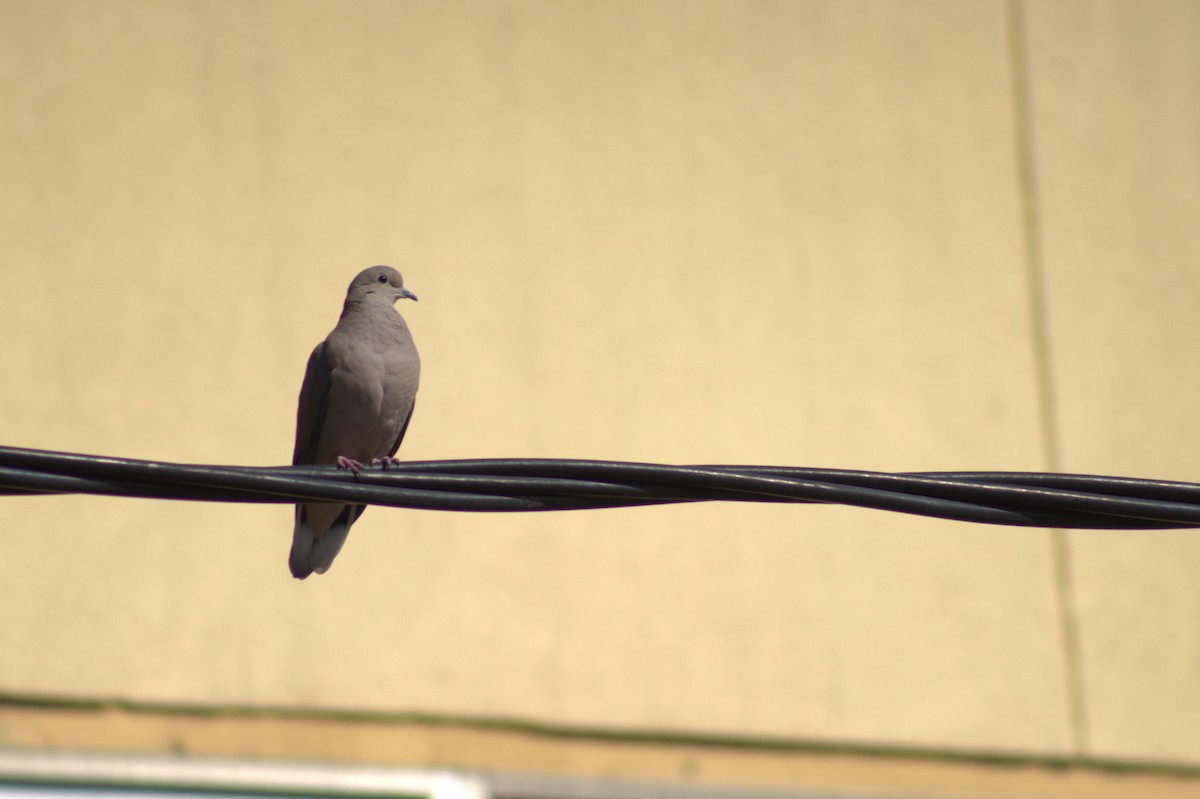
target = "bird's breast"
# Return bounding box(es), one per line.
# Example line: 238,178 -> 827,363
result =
312,314 -> 419,463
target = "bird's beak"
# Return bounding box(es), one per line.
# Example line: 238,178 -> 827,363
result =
398,287 -> 418,302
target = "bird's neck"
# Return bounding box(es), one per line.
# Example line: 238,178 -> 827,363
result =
340,297 -> 395,319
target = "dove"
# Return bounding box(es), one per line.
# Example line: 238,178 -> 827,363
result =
289,265 -> 420,579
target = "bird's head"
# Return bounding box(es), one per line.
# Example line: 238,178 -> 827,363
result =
348,265 -> 418,305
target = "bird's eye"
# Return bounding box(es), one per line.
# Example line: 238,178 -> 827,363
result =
377,275 -> 388,284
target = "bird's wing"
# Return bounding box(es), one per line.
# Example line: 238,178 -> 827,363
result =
292,340 -> 332,466
386,397 -> 416,459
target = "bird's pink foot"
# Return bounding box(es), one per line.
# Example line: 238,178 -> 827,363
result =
336,456 -> 365,474
371,456 -> 403,469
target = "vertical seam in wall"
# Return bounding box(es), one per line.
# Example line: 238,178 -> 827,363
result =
1004,0 -> 1090,758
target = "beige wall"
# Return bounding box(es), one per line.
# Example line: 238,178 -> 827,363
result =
1,0 -> 1198,790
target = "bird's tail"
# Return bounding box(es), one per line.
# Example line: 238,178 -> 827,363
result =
290,503 -> 365,579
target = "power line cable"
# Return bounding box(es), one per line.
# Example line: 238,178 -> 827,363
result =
2,445 -> 1198,530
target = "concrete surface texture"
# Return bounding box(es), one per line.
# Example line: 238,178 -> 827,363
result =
0,0 -> 1197,784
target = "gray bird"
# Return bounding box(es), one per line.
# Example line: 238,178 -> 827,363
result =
290,265 -> 420,579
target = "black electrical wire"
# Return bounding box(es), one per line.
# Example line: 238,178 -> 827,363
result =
1,445 -> 1198,530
